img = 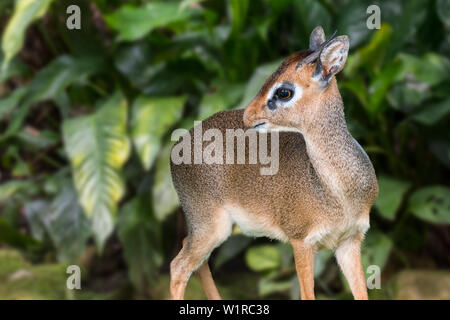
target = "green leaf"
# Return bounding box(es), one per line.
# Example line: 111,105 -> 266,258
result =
25,184 -> 92,262
345,23 -> 393,77
437,0 -> 450,27
118,197 -> 163,290
63,92 -> 131,248
336,2 -> 372,47
383,0 -> 427,60
368,59 -> 405,115
245,245 -> 281,272
198,84 -> 244,120
340,78 -> 368,109
16,128 -> 59,150
0,55 -> 103,141
0,55 -> 30,83
293,0 -> 331,46
228,0 -> 249,34
214,235 -> 252,269
0,180 -> 38,203
152,143 -> 179,221
361,230 -> 393,272
1,0 -> 54,70
23,201 -> 48,242
114,42 -> 154,92
131,95 -> 186,170
0,87 -> 28,120
412,97 -> 450,125
105,2 -> 196,41
259,275 -> 292,297
398,53 -> 450,86
238,59 -> 283,109
375,176 -> 411,221
27,55 -> 104,103
408,186 -> 450,224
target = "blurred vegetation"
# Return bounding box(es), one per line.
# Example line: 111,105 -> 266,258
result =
0,0 -> 449,299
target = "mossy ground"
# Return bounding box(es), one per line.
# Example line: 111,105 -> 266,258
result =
0,249 -> 109,299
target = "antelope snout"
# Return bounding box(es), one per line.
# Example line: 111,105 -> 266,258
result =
243,103 -> 266,128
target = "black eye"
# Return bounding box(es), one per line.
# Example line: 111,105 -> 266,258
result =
275,88 -> 293,101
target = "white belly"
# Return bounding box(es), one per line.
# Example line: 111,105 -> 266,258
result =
304,216 -> 370,249
223,205 -> 289,242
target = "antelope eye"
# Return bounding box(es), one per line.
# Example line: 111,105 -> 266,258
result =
275,87 -> 293,101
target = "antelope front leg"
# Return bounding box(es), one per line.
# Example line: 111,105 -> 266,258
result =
335,235 -> 368,300
291,239 -> 316,300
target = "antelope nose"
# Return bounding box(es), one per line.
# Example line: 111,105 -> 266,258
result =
243,107 -> 257,128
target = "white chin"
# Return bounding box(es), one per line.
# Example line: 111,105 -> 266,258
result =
269,125 -> 302,133
254,123 -> 269,132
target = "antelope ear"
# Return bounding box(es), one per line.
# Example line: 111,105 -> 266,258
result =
314,35 -> 349,86
309,26 -> 326,51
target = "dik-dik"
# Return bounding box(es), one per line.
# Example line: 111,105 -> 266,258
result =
170,27 -> 378,300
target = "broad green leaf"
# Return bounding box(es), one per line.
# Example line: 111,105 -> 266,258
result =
105,2 -> 196,41
228,0 -> 249,34
27,55 -> 104,102
293,0 -> 331,47
388,82 -> 432,113
412,97 -> 450,125
408,186 -> 450,224
245,245 -> 281,272
341,78 -> 369,109
259,274 -> 292,297
336,2 -> 371,47
237,59 -> 283,109
265,0 -> 292,14
63,92 -> 130,248
198,84 -> 244,120
375,176 -> 411,221
25,184 -> 92,262
131,95 -> 186,170
0,54 -> 30,83
0,55 -> 103,141
383,0 -> 427,60
398,53 -> 450,86
214,235 -> 252,269
0,87 -> 28,120
152,143 -> 179,221
114,42 -> 154,92
437,0 -> 450,27
0,180 -> 38,203
361,230 -> 393,272
16,128 -> 59,150
368,59 -> 405,114
118,197 -> 163,290
24,200 -> 48,242
345,23 -> 393,77
1,0 -> 54,70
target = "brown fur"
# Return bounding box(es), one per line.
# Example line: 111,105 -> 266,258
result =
169,28 -> 378,300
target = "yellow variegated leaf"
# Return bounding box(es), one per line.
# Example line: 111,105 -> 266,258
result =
63,92 -> 130,248
131,95 -> 186,170
2,0 -> 54,70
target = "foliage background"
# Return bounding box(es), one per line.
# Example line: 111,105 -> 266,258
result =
0,0 -> 449,299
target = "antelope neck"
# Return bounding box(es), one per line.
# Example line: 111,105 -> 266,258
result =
300,100 -> 361,203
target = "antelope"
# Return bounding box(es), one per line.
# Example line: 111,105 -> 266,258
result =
169,27 -> 378,300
